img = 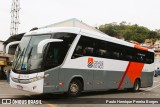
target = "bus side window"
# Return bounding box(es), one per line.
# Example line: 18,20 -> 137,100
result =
72,36 -> 95,59
72,45 -> 83,58
96,49 -> 107,58
71,35 -> 154,64
104,42 -> 122,60
44,33 -> 77,70
44,43 -> 60,70
53,48 -> 59,64
145,52 -> 154,64
84,47 -> 94,56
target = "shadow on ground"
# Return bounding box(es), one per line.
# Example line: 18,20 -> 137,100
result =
15,89 -> 145,104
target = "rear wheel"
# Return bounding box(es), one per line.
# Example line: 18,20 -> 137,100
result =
132,79 -> 140,92
67,79 -> 82,97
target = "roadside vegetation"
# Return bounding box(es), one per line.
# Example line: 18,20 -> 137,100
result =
99,21 -> 160,43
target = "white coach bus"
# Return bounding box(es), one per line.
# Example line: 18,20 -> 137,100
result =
9,27 -> 154,96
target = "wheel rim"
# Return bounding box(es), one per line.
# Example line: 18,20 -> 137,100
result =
135,82 -> 139,91
70,82 -> 79,93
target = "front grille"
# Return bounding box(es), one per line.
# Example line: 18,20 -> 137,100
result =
11,77 -> 31,84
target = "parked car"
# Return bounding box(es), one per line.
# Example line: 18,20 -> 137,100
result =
154,67 -> 160,77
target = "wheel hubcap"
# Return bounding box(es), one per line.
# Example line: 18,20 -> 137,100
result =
70,83 -> 79,93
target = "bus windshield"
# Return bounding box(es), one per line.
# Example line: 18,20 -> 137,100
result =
13,34 -> 51,73
13,33 -> 77,74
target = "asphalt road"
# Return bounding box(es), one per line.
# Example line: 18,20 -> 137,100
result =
0,76 -> 160,107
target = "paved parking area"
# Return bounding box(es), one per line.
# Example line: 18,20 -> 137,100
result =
0,76 -> 160,107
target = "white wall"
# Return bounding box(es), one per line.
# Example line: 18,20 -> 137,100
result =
0,41 -> 4,52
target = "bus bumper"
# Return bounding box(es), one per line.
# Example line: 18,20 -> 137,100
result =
10,71 -> 44,93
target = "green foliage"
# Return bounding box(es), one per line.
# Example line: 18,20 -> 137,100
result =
99,22 -> 160,43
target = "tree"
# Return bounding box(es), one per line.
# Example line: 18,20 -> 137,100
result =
99,22 -> 159,43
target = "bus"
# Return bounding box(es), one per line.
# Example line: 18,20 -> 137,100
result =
9,27 -> 155,96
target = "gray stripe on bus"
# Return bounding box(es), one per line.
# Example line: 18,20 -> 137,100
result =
43,68 -> 153,93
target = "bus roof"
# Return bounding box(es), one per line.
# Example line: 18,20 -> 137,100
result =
24,27 -> 154,53
25,27 -> 81,36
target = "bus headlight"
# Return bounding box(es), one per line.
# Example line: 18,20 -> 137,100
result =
29,74 -> 49,82
29,76 -> 43,82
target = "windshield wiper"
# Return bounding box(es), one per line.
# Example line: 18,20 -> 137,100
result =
13,48 -> 25,71
27,47 -> 33,71
13,45 -> 21,67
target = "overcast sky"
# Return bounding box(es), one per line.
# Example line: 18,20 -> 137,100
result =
0,0 -> 160,41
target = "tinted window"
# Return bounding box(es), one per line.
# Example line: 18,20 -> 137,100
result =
43,33 -> 76,70
71,36 -> 95,59
72,36 -> 154,64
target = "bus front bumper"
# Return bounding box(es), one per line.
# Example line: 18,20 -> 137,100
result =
10,71 -> 44,93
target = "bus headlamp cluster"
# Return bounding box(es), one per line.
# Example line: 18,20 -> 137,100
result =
29,74 -> 49,82
29,77 -> 42,82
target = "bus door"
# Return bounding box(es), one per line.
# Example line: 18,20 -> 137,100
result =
42,42 -> 62,90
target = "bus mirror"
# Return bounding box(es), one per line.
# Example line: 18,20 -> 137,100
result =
37,39 -> 63,54
6,41 -> 20,54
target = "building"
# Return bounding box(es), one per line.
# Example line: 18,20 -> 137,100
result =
3,33 -> 25,54
0,40 -> 4,52
0,53 -> 12,79
154,40 -> 160,58
0,40 -> 6,79
41,18 -> 104,34
154,40 -> 160,49
1,33 -> 25,80
141,39 -> 153,49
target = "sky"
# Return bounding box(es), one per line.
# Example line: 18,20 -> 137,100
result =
0,0 -> 160,41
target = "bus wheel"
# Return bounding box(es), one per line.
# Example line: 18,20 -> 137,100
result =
67,79 -> 82,97
132,79 -> 140,92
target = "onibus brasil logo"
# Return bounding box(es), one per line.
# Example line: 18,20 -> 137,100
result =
88,58 -> 104,69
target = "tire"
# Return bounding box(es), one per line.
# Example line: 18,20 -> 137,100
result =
154,74 -> 158,77
67,79 -> 82,97
132,79 -> 140,92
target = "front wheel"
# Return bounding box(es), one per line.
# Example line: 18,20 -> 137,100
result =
67,79 -> 82,97
132,79 -> 140,92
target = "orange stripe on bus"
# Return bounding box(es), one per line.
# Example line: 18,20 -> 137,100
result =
126,62 -> 144,84
134,45 -> 148,51
118,45 -> 147,89
118,62 -> 144,89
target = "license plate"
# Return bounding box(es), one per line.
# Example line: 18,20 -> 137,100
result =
17,85 -> 23,90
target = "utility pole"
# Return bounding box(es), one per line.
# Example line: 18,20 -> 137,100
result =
10,0 -> 20,36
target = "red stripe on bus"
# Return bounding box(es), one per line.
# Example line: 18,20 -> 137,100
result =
118,62 -> 144,89
127,62 -> 144,84
118,62 -> 131,89
118,45 -> 147,89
